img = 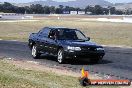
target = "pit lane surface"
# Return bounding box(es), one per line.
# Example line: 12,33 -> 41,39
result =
0,40 -> 132,80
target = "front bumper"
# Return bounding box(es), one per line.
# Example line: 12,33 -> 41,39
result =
64,50 -> 105,59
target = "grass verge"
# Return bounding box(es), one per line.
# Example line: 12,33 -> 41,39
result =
0,59 -> 119,88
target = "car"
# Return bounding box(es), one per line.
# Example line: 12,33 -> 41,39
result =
0,15 -> 2,18
28,27 -> 105,64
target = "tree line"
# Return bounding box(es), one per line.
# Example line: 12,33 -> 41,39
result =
0,2 -> 129,15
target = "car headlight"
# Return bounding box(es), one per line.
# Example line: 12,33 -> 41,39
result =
96,48 -> 104,51
67,46 -> 81,51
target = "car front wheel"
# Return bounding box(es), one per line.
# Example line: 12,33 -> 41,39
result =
57,49 -> 65,64
32,45 -> 41,59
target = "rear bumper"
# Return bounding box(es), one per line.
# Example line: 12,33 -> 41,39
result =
64,50 -> 105,59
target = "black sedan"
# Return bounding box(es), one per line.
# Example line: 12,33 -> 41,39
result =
28,27 -> 105,64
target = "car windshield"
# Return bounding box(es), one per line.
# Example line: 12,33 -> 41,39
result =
57,29 -> 88,41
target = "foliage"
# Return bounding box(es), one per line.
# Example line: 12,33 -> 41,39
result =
0,2 -> 125,15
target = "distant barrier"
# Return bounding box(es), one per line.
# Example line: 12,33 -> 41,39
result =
0,13 -> 33,20
0,13 -> 24,16
97,17 -> 132,23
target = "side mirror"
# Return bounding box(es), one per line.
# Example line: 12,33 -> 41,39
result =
87,37 -> 90,41
49,36 -> 55,40
32,33 -> 36,34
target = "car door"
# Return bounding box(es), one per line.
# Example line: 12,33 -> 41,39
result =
47,29 -> 58,55
37,28 -> 51,53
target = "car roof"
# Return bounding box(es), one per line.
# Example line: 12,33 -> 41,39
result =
46,27 -> 77,30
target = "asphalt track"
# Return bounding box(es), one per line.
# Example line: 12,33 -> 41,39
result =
0,40 -> 132,80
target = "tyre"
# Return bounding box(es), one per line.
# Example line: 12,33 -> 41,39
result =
28,42 -> 32,50
28,40 -> 33,50
32,45 -> 41,59
57,49 -> 65,64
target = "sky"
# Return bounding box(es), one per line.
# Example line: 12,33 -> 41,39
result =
0,0 -> 132,4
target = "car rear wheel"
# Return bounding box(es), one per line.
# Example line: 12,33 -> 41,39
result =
57,49 -> 65,64
32,45 -> 41,59
28,40 -> 33,50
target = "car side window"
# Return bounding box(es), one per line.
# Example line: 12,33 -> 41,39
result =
48,29 -> 58,40
48,30 -> 55,38
38,28 -> 51,38
37,30 -> 43,36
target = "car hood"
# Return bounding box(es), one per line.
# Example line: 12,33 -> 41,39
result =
58,40 -> 102,47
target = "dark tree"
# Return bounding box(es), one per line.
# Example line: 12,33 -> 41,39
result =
43,6 -> 50,14
16,7 -> 25,14
24,6 -> 32,14
94,5 -> 103,15
110,7 -> 116,14
55,8 -> 62,14
30,4 -> 44,14
0,2 -> 124,15
85,6 -> 94,14
49,6 -> 55,14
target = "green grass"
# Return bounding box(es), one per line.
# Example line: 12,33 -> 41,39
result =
0,60 -> 77,88
0,59 -> 119,88
0,19 -> 132,46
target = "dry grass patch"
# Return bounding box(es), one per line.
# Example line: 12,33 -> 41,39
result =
0,19 -> 132,46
